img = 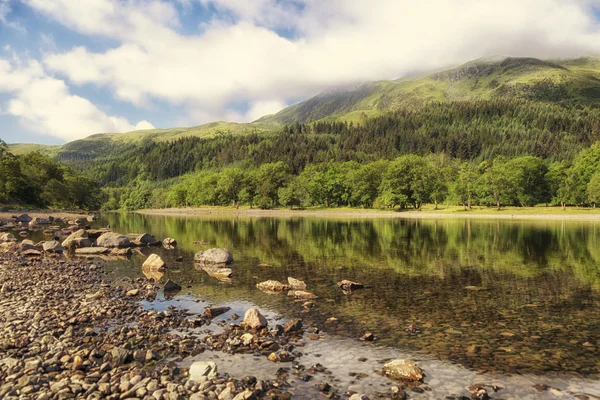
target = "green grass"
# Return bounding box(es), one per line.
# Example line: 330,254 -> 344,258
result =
7,143 -> 61,156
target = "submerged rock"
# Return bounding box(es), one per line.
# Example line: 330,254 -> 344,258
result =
204,306 -> 231,319
110,248 -> 132,256
243,308 -> 268,329
338,280 -> 364,292
256,280 -> 290,293
289,290 -> 318,299
163,279 -> 182,292
142,254 -> 165,271
96,232 -> 131,248
383,359 -> 424,382
194,248 -> 233,264
288,277 -> 307,290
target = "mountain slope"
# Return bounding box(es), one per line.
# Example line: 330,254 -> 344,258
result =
258,56 -> 600,124
10,56 -> 600,156
9,121 -> 277,159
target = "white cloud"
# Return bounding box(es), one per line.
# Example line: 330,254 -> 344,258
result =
14,0 -> 600,128
0,57 -> 154,142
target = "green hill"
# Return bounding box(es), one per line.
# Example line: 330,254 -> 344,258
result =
258,56 -> 600,124
10,56 -> 600,159
7,143 -> 61,156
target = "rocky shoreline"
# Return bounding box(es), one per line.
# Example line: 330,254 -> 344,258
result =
0,223 -> 419,399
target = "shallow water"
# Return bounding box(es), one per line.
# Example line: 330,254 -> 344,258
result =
26,213 -> 600,398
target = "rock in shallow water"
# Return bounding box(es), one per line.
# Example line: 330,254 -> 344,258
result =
75,247 -> 109,255
287,277 -> 307,290
338,280 -> 364,292
194,248 -> 233,264
163,279 -> 182,292
142,254 -> 165,270
243,308 -> 268,329
96,232 -> 131,248
256,280 -> 290,293
383,359 -> 424,382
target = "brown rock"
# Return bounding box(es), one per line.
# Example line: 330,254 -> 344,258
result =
142,254 -> 165,270
287,277 -> 307,290
204,306 -> 231,319
256,280 -> 290,293
383,360 -> 424,382
243,308 -> 268,329
283,318 -> 303,334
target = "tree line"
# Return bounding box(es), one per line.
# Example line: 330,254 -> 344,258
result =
59,98 -> 600,189
104,143 -> 600,211
0,140 -> 101,210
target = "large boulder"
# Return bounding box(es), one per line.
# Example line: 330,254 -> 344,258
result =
194,248 -> 233,264
142,254 -> 165,271
134,233 -> 159,246
243,308 -> 268,329
62,230 -> 91,249
96,232 -> 131,248
19,239 -> 36,252
42,240 -> 63,253
383,360 -> 424,382
189,361 -> 218,381
0,233 -> 16,242
15,214 -> 32,223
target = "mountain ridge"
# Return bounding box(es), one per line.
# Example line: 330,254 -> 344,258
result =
9,55 -> 600,156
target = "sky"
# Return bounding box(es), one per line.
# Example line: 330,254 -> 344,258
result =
3,1 -> 600,144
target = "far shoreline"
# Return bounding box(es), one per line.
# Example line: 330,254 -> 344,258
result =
137,206 -> 600,222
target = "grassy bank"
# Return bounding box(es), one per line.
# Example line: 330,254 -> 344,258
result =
137,205 -> 600,221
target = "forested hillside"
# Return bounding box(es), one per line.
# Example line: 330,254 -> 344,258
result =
0,140 -> 100,209
9,56 -> 600,211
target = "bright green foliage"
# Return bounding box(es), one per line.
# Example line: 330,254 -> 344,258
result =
587,174 -> 600,207
255,162 -> 290,209
476,158 -> 519,209
216,168 -> 245,207
278,178 -> 307,209
0,140 -> 100,209
379,155 -> 431,209
346,161 -> 387,208
452,162 -> 478,209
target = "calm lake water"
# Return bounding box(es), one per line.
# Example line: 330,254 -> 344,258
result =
81,213 -> 600,398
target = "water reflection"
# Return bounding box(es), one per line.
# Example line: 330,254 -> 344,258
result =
97,213 -> 600,376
